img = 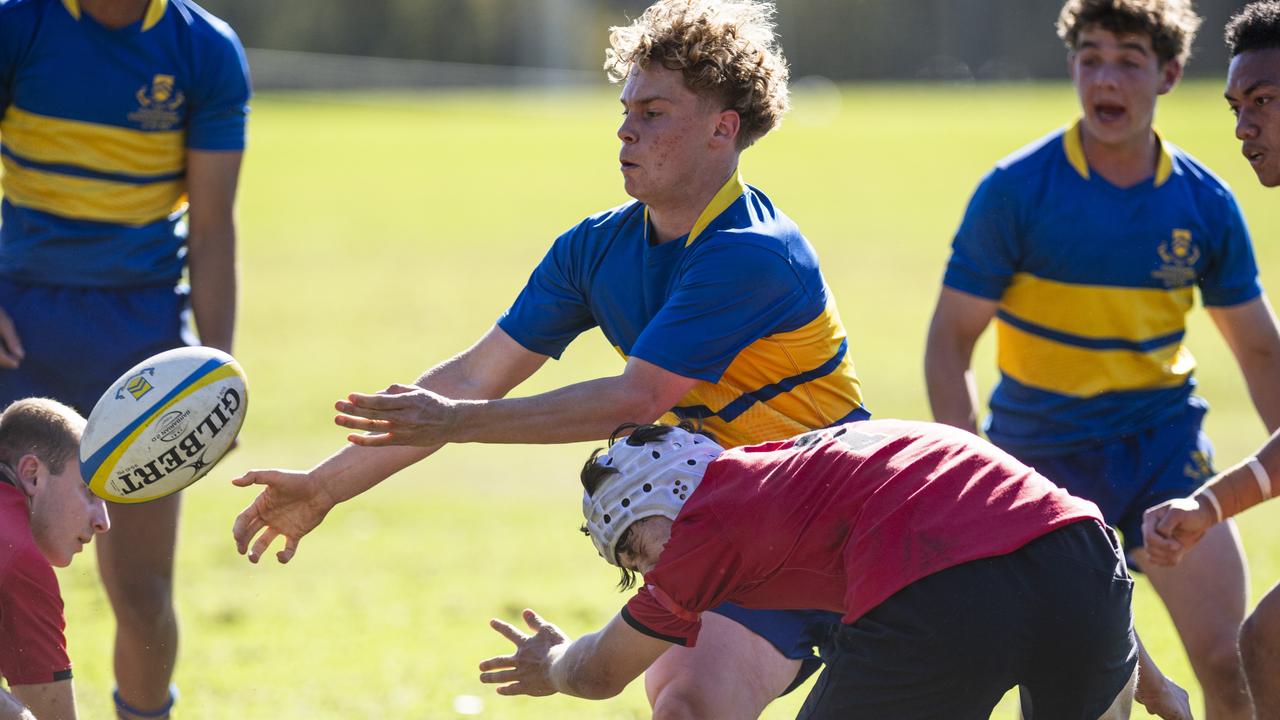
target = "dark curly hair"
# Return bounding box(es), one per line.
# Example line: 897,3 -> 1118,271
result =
1057,0 -> 1202,65
1226,1 -> 1280,57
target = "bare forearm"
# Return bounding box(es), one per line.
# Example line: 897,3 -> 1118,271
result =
188,226 -> 236,353
315,346 -> 536,501
1197,430 -> 1280,521
448,375 -> 664,444
924,344 -> 981,433
549,634 -> 628,700
1240,356 -> 1280,433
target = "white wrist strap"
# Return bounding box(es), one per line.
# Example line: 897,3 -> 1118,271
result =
1246,457 -> 1272,502
1199,487 -> 1225,524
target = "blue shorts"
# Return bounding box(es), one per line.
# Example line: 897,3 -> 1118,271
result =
0,279 -> 191,415
1005,400 -> 1214,556
710,603 -> 841,695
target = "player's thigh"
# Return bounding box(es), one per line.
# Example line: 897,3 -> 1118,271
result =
1132,520 -> 1248,656
645,612 -> 799,720
96,493 -> 182,605
1095,665 -> 1137,720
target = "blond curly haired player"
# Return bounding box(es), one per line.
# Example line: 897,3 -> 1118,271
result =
233,1 -> 870,716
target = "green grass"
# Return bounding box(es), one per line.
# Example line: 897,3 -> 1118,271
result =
53,81 -> 1280,719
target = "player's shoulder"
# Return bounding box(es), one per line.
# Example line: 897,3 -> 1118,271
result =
576,199 -> 644,234
168,0 -> 244,50
987,127 -> 1070,183
1163,141 -> 1237,202
695,184 -> 807,261
0,493 -> 47,591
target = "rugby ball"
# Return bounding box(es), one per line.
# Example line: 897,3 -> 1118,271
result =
79,347 -> 248,503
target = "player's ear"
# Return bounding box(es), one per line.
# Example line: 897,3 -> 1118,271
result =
713,109 -> 740,148
1066,52 -> 1079,83
1157,58 -> 1183,95
13,453 -> 41,499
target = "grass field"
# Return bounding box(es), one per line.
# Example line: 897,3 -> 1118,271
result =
51,80 -> 1280,719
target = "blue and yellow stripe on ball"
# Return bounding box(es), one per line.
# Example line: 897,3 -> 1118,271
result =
81,358 -> 244,503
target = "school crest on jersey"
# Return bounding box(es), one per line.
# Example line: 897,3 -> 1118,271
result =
1151,229 -> 1200,287
128,74 -> 185,130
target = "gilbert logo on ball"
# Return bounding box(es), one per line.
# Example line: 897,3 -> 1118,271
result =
79,347 -> 248,503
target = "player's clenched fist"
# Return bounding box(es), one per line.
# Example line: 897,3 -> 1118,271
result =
1141,495 -> 1218,567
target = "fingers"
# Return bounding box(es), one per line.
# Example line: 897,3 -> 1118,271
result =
232,509 -> 265,555
233,469 -> 282,487
495,682 -> 534,696
345,432 -> 397,447
344,391 -> 419,411
477,655 -> 517,672
334,413 -> 394,432
478,669 -> 522,685
490,618 -> 528,646
248,527 -> 280,564
0,308 -> 23,369
523,609 -> 550,633
277,535 -> 300,564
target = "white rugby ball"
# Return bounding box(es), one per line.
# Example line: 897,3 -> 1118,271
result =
79,346 -> 248,503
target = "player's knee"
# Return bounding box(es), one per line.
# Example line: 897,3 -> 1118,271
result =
1241,610 -> 1280,670
1193,635 -> 1250,702
649,681 -> 726,720
110,578 -> 176,634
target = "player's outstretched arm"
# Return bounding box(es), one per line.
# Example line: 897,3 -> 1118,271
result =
1143,429 -> 1280,566
231,326 -> 549,563
1209,295 -> 1280,432
479,609 -> 670,700
0,305 -> 23,369
924,287 -> 997,434
336,355 -> 697,447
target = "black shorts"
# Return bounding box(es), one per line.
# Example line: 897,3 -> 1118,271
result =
797,520 -> 1137,720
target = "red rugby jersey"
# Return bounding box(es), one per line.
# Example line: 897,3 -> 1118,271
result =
0,482 -> 71,684
622,420 -> 1101,646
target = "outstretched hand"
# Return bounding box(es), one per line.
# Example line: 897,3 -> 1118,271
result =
334,383 -> 459,448
478,609 -> 570,697
231,469 -> 336,564
1141,495 -> 1216,567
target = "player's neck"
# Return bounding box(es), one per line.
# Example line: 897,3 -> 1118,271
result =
1080,125 -> 1160,189
79,0 -> 151,29
646,163 -> 739,245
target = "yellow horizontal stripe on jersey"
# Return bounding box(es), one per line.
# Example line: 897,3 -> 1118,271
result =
1002,272 -> 1194,342
2,156 -> 185,225
1,106 -> 185,178
996,316 -> 1195,398
679,303 -> 864,447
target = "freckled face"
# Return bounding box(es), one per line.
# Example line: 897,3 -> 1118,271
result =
616,65 -> 724,208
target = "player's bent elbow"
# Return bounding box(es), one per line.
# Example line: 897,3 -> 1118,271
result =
572,674 -> 629,701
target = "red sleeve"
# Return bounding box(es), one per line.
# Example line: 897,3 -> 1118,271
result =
0,546 -> 71,685
620,505 -> 750,648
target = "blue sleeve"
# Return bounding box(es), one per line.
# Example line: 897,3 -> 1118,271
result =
497,226 -> 597,359
185,22 -> 250,150
1200,191 -> 1262,307
942,169 -> 1021,300
629,241 -> 817,383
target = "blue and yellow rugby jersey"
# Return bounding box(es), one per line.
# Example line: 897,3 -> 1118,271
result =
945,120 -> 1261,455
0,0 -> 250,287
499,173 -> 868,448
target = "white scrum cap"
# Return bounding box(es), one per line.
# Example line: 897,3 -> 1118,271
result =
582,426 -> 724,565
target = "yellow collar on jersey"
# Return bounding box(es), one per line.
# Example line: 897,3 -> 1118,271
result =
643,170 -> 746,248
1063,119 -> 1173,188
61,0 -> 168,32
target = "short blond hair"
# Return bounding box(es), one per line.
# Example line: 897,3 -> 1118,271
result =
604,0 -> 790,149
1057,0 -> 1202,64
0,398 -> 85,474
